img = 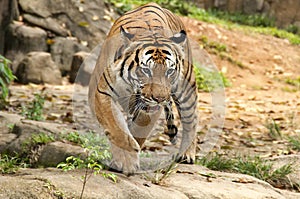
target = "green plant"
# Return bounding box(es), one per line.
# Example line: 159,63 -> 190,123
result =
144,160 -> 178,185
0,55 -> 16,106
197,153 -> 234,171
289,135 -> 300,151
194,64 -> 231,92
0,154 -> 28,174
57,132 -> 116,199
265,119 -> 282,140
22,93 -> 45,121
62,131 -> 85,145
197,153 -> 294,189
285,77 -> 300,89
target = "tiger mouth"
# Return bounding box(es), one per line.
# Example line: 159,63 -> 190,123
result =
142,103 -> 161,113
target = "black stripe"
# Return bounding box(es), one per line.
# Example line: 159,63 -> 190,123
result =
181,119 -> 195,125
179,100 -> 197,111
125,5 -> 165,17
120,54 -> 131,78
134,49 -> 140,64
97,86 -> 112,97
144,10 -> 166,24
103,73 -> 119,97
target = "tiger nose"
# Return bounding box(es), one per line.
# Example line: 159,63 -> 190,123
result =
152,95 -> 166,103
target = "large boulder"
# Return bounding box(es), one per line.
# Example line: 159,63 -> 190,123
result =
4,22 -> 48,69
50,37 -> 89,75
69,51 -> 91,85
15,52 -> 62,85
18,0 -> 114,48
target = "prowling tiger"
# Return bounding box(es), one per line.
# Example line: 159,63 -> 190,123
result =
89,3 -> 198,175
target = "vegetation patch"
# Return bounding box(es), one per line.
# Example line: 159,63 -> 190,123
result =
197,153 -> 295,189
0,154 -> 29,174
22,93 -> 45,121
194,64 -> 231,92
58,131 -> 116,199
0,55 -> 16,108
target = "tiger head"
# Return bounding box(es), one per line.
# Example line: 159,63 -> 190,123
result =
119,27 -> 187,112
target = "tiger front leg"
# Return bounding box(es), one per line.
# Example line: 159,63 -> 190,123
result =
94,92 -> 140,175
174,85 -> 198,164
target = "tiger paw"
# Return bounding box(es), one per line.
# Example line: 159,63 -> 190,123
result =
176,140 -> 196,164
110,145 -> 140,176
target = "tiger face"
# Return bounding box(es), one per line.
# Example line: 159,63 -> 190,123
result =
119,28 -> 187,113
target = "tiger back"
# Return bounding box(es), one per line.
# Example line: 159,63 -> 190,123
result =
89,2 -> 198,175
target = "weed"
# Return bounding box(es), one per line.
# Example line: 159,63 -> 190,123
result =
0,55 -> 16,107
197,153 -> 234,171
57,132 -> 116,199
285,77 -> 300,89
62,131 -> 84,145
288,136 -> 300,151
22,93 -> 45,121
197,153 -> 294,189
194,64 -> 231,92
199,36 -> 228,53
144,160 -> 178,185
265,119 -> 282,140
22,132 -> 55,151
0,154 -> 28,174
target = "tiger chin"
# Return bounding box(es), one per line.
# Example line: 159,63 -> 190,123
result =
88,3 -> 198,175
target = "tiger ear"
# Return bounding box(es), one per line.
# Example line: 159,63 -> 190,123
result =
120,26 -> 134,42
170,30 -> 186,44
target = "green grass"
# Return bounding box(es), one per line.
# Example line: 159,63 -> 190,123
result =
0,55 -> 16,107
289,134 -> 300,151
197,153 -> 294,188
22,93 -> 45,121
58,131 -> 115,199
194,64 -> 231,92
107,0 -> 300,45
0,154 -> 29,174
22,132 -> 56,153
285,77 -> 300,88
265,119 -> 282,140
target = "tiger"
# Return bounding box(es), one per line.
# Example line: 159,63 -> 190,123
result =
88,2 -> 198,175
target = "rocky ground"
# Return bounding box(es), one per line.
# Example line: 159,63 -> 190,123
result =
1,13 -> 300,199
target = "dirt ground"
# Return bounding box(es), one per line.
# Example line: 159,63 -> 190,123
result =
182,17 -> 300,158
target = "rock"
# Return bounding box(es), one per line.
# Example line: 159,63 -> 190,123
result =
15,52 -> 62,84
0,164 -> 300,199
69,51 -> 91,85
0,111 -> 22,152
268,154 -> 300,189
38,141 -> 87,167
268,0 -> 300,29
0,0 -> 19,54
23,14 -> 68,36
4,22 -> 47,62
50,37 -> 89,75
18,0 -> 114,48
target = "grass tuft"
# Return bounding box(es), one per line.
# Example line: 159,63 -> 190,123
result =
197,153 -> 294,188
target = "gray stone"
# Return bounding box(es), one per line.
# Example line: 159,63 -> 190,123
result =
15,52 -> 62,85
19,0 -> 114,48
4,22 -> 48,61
0,165 -> 300,199
0,111 -> 22,152
38,141 -> 87,167
50,37 -> 89,75
69,51 -> 91,85
23,14 -> 68,36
